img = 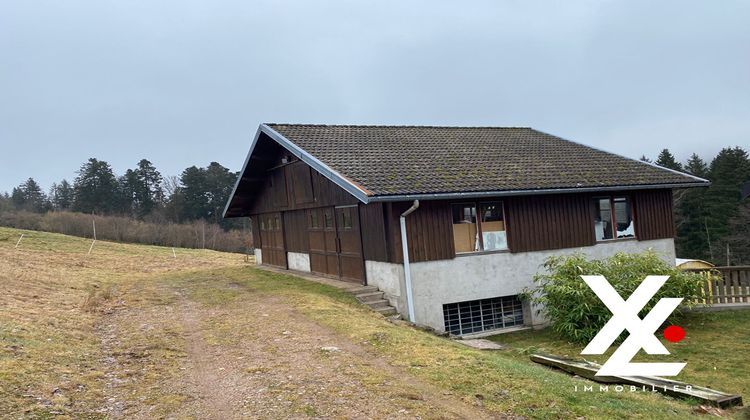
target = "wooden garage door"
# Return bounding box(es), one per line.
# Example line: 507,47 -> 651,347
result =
309,207 -> 339,278
307,206 -> 365,283
335,206 -> 365,283
258,212 -> 287,268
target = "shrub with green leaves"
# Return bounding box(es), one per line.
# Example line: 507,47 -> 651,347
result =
524,251 -> 707,344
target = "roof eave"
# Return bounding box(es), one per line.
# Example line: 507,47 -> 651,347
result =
366,181 -> 710,202
222,125 -> 264,219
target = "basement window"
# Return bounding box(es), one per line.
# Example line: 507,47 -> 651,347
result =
594,196 -> 635,240
452,202 -> 508,253
443,295 -> 524,335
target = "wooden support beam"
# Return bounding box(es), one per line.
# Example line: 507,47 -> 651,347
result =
530,353 -> 743,409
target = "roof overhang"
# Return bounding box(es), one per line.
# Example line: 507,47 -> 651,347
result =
364,181 -> 710,202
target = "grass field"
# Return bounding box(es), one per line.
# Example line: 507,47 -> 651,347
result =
1,226 -> 747,418
492,310 -> 750,406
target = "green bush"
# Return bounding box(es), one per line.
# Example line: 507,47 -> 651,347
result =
524,251 -> 707,344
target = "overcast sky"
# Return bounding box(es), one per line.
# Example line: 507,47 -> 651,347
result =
1,0 -> 749,193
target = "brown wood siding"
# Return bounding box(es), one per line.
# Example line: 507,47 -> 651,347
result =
505,194 -> 596,253
283,209 -> 310,253
249,161 -> 359,215
270,168 -> 289,208
359,203 -> 389,262
387,201 -> 455,264
633,189 -> 674,240
250,215 -> 261,249
289,161 -> 315,205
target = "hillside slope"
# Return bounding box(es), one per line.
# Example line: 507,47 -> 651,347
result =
0,227 -> 727,418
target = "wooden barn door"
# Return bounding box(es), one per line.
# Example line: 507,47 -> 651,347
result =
335,206 -> 365,283
309,207 -> 339,278
308,206 -> 365,284
259,212 -> 287,268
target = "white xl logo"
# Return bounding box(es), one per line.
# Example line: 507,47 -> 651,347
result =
581,275 -> 686,377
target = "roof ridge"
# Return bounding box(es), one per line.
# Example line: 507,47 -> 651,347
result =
264,123 -> 532,129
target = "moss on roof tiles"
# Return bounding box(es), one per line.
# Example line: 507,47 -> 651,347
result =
265,124 -> 706,196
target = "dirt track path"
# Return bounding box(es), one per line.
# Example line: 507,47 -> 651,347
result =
98,279 -> 497,419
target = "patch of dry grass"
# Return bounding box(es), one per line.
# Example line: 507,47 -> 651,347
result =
0,227 -> 244,417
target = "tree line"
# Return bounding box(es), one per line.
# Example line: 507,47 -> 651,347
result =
642,147 -> 750,266
0,158 -> 240,229
0,158 -> 250,253
2,147 -> 749,264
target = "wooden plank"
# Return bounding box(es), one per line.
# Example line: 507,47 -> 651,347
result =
711,278 -> 720,303
633,189 -> 674,240
530,354 -> 743,408
702,278 -> 711,305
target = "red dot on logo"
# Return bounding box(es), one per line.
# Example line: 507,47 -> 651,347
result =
664,326 -> 685,343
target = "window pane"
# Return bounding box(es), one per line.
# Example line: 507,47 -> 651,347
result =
274,216 -> 280,230
260,218 -> 265,231
324,211 -> 333,228
480,202 -> 507,250
452,204 -> 479,253
594,198 -> 614,240
614,197 -> 635,238
309,210 -> 319,229
341,209 -> 352,229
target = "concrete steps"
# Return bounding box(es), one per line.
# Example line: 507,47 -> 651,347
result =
346,285 -> 398,316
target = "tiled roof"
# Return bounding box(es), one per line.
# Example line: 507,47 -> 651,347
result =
265,124 -> 707,197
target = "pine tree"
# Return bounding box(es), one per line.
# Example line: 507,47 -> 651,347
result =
178,166 -> 207,221
135,159 -> 164,216
205,162 -> 237,223
11,178 -> 49,212
177,162 -> 237,224
701,147 -> 750,264
655,149 -> 683,171
0,192 -> 12,213
117,169 -> 142,216
72,158 -> 120,214
723,198 -> 750,265
640,155 -> 652,163
684,153 -> 708,178
49,179 -> 74,210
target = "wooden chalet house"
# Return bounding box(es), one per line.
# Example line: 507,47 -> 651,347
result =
224,124 -> 708,335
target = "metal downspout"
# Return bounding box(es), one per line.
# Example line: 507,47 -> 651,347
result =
399,200 -> 420,322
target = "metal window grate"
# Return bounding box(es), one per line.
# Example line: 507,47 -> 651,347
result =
443,295 -> 524,335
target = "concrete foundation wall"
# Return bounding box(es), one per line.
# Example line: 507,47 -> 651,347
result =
365,261 -> 407,313
369,238 -> 676,333
287,252 -> 311,272
254,248 -> 262,265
